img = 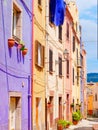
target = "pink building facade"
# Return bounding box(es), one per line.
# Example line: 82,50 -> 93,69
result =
63,6 -> 73,121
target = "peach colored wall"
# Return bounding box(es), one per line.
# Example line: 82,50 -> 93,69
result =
93,83 -> 98,110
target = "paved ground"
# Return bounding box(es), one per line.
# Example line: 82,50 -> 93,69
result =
64,119 -> 98,130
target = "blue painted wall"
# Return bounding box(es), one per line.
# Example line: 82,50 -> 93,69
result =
0,0 -> 32,129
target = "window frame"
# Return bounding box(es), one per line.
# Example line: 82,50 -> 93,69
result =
12,2 -> 22,42
66,59 -> 69,78
49,49 -> 53,74
58,25 -> 62,42
66,22 -> 69,39
35,40 -> 44,68
58,56 -> 62,77
73,36 -> 75,52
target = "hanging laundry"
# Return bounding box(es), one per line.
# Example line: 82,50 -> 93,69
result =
50,0 -> 66,26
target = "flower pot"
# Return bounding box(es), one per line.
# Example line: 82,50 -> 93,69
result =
57,125 -> 63,130
66,124 -> 70,128
18,44 -> 23,49
8,38 -> 15,47
73,120 -> 78,125
22,48 -> 28,56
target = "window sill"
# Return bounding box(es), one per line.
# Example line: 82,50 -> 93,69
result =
59,75 -> 63,78
49,70 -> 53,75
59,39 -> 62,43
36,63 -> 44,69
38,5 -> 42,11
49,22 -> 55,28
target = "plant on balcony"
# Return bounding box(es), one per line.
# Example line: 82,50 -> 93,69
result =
65,120 -> 72,128
76,110 -> 82,120
20,45 -> 28,56
57,119 -> 66,130
72,112 -> 80,125
70,103 -> 74,108
8,38 -> 15,47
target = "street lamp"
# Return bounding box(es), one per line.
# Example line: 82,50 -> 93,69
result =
63,49 -> 69,60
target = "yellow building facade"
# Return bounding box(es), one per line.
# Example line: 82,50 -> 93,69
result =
33,0 -> 46,129
68,1 -> 81,109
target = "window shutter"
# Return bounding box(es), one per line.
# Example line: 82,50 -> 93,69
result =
35,40 -> 38,65
73,36 -> 75,52
59,57 -> 62,76
73,68 -> 74,85
41,45 -> 44,67
16,12 -> 21,38
67,23 -> 69,39
49,49 -> 53,72
66,60 -> 69,77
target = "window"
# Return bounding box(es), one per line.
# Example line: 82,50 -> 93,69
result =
66,60 -> 69,77
12,3 -> 21,42
77,49 -> 78,64
9,92 -> 21,130
38,0 -> 41,6
49,49 -> 53,73
95,93 -> 97,101
58,26 -> 62,41
73,68 -> 74,85
59,57 -> 62,76
73,36 -> 75,52
35,40 -> 44,68
66,23 -> 69,39
49,0 -> 52,24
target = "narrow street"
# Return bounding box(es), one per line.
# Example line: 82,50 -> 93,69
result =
64,119 -> 98,130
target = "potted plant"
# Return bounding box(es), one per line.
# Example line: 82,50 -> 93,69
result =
65,121 -> 72,128
77,110 -> 82,120
8,38 -> 15,47
72,112 -> 80,125
57,119 -> 66,130
20,45 -> 28,56
70,103 -> 74,108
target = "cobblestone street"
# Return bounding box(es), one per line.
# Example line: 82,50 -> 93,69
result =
64,119 -> 98,130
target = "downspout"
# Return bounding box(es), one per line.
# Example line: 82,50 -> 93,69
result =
31,0 -> 34,129
28,75 -> 31,130
28,0 -> 34,129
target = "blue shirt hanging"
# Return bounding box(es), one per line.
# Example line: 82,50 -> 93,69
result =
50,0 -> 66,26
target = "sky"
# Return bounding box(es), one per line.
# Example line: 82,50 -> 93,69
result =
76,0 -> 98,73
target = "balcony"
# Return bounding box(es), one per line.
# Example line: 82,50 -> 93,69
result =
77,58 -> 82,69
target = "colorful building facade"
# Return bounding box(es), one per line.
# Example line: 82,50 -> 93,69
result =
33,0 -> 46,129
62,6 -> 73,121
0,0 -> 32,129
68,1 -> 82,110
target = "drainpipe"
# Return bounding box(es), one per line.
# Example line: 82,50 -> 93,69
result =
29,0 -> 34,129
31,0 -> 34,129
28,75 -> 31,130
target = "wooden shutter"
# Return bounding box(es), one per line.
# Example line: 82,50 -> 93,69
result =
41,45 -> 44,67
73,36 -> 75,52
35,40 -> 38,65
59,57 -> 62,76
66,60 -> 69,77
73,68 -> 74,85
49,49 -> 53,72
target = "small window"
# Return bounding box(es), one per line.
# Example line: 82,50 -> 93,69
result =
49,49 -> 53,73
66,23 -> 69,39
58,57 -> 62,77
73,36 -> 75,52
38,0 -> 41,5
95,93 -> 97,101
35,40 -> 44,68
66,60 -> 69,78
73,68 -> 74,85
12,3 -> 21,42
49,0 -> 52,24
58,26 -> 62,41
